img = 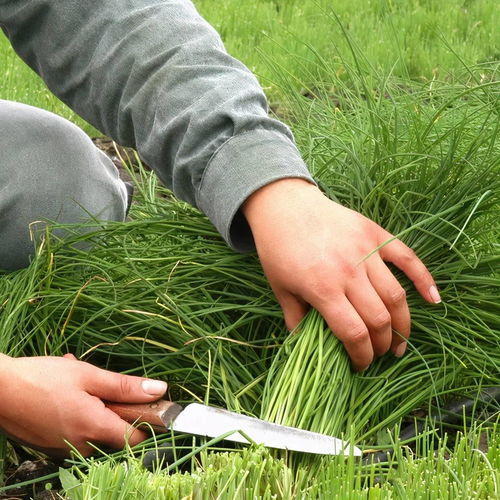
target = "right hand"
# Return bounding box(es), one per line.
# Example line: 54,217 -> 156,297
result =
243,179 -> 441,371
0,354 -> 167,457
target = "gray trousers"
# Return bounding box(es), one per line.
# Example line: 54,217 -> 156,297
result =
0,100 -> 128,271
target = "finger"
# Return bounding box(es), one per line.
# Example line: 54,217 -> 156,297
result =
312,295 -> 374,371
83,367 -> 167,403
368,260 -> 411,357
379,235 -> 441,304
63,353 -> 77,360
345,276 -> 392,358
278,291 -> 309,331
90,406 -> 149,450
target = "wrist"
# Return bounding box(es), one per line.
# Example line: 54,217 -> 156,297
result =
242,178 -> 319,229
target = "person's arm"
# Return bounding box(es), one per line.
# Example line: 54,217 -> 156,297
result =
0,0 -> 314,250
0,353 -> 167,457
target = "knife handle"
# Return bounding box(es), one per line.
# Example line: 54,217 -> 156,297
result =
106,400 -> 183,433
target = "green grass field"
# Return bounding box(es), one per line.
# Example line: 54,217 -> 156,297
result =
0,0 -> 499,498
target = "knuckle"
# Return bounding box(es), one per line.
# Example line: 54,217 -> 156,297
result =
339,261 -> 359,280
389,286 -> 406,304
85,421 -> 106,443
348,324 -> 370,343
119,376 -> 133,396
400,248 -> 417,265
371,310 -> 391,330
301,260 -> 327,279
304,277 -> 338,303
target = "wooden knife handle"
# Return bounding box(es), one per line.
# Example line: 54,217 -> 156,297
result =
106,400 -> 183,433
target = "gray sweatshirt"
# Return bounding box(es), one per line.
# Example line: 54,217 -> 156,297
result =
0,0 -> 314,251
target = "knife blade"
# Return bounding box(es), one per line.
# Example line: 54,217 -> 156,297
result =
106,399 -> 362,456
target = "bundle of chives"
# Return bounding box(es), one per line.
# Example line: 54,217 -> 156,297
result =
261,309 -> 351,437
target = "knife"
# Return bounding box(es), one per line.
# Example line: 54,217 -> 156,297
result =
106,399 -> 362,456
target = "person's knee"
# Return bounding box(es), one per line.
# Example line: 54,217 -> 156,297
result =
0,101 -> 128,271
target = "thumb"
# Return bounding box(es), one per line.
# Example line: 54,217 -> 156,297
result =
84,366 -> 168,403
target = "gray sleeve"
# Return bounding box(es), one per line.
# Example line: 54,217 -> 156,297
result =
0,0 -> 314,251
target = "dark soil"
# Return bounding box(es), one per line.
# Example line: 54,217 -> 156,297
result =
0,457 -> 61,500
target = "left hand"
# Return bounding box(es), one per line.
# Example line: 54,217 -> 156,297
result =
0,353 -> 167,457
243,179 -> 440,371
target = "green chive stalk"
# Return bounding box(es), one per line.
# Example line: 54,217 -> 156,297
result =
261,309 -> 351,437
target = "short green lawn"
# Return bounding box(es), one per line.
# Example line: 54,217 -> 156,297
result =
0,0 -> 498,498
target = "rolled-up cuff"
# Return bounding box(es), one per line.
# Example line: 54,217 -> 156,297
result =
196,129 -> 315,252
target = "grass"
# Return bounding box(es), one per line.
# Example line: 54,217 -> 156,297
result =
0,0 -> 499,498
56,421 -> 499,499
1,1 -> 498,120
195,0 -> 499,86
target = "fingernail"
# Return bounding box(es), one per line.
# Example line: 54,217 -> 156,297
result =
395,342 -> 407,358
141,380 -> 167,396
429,285 -> 442,304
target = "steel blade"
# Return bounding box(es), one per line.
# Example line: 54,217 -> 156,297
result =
166,403 -> 361,456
